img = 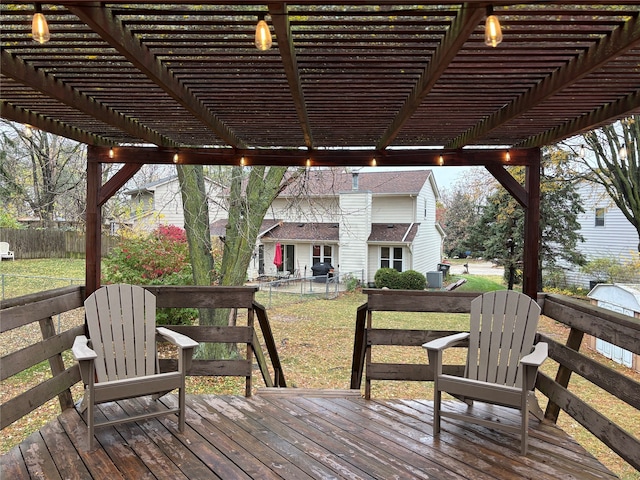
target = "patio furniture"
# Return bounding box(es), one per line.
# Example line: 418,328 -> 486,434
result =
423,290 -> 548,455
0,242 -> 15,260
72,284 -> 198,450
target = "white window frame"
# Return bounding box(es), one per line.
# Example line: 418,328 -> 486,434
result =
380,246 -> 404,272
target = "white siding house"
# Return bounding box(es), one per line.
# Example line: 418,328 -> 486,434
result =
129,170 -> 444,284
565,182 -> 639,287
124,176 -> 227,231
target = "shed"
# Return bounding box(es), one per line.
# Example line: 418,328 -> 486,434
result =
587,284 -> 640,372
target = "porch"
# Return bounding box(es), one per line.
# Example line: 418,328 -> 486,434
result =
2,393 -> 617,479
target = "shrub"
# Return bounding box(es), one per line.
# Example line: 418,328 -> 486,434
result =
102,225 -> 197,325
398,270 -> 427,290
342,273 -> 361,292
374,268 -> 401,288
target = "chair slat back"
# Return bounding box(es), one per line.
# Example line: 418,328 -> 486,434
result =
84,284 -> 157,382
466,291 -> 540,387
0,242 -> 9,254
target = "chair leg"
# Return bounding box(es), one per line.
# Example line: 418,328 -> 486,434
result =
178,384 -> 186,432
87,393 -> 95,451
433,389 -> 441,434
521,394 -> 530,455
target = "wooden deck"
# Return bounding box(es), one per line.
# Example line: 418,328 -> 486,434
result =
1,392 -> 618,480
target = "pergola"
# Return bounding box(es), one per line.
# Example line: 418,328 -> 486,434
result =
2,1 -> 640,297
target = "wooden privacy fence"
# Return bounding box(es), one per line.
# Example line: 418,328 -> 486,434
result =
0,228 -> 118,259
0,285 -> 285,431
350,289 -> 640,472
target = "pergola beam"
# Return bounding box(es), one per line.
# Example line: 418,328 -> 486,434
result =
96,145 -> 532,167
447,9 -> 640,148
518,89 -> 640,148
0,101 -> 112,147
270,2 -> 314,149
376,3 -> 485,150
67,3 -> 244,148
0,50 -> 171,147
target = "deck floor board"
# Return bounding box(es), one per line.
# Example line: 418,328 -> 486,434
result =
1,394 -> 619,479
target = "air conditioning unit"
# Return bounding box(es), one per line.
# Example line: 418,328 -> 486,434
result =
426,271 -> 443,289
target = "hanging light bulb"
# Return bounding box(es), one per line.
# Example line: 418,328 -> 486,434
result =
24,124 -> 33,137
619,146 -> 628,160
32,4 -> 50,44
371,157 -> 377,167
579,145 -> 586,159
255,14 -> 272,51
108,147 -> 114,159
484,6 -> 502,48
240,156 -> 246,166
306,158 -> 311,168
438,155 -> 444,166
505,150 -> 511,162
173,152 -> 179,164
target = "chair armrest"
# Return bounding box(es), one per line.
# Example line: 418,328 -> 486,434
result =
72,335 -> 97,361
520,342 -> 548,367
157,327 -> 199,349
422,332 -> 469,351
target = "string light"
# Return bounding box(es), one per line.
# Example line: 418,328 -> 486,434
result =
371,157 -> 377,167
108,148 -> 114,159
172,152 -> 179,164
32,4 -> 50,44
505,150 -> 511,162
306,158 -> 311,168
255,14 -> 272,51
619,146 -> 628,160
579,145 -> 586,159
438,155 -> 444,166
484,6 -> 502,47
240,156 -> 245,166
24,124 -> 33,137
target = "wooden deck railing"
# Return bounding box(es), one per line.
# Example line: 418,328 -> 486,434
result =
350,289 -> 640,472
0,285 -> 285,430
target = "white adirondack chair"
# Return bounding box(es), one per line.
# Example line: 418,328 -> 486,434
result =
0,242 -> 15,260
423,290 -> 548,455
72,284 -> 198,450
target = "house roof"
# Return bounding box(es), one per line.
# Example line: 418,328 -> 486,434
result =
262,222 -> 340,242
2,2 -> 639,160
588,283 -> 640,314
279,169 -> 433,197
368,223 -> 419,243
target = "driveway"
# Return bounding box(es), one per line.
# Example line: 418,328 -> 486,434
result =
448,260 -> 504,277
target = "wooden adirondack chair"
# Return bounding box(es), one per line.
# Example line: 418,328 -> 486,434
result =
72,284 -> 198,450
423,290 -> 548,455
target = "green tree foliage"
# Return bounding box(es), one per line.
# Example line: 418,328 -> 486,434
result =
575,115 -> 640,251
102,225 -> 196,325
469,148 -> 585,290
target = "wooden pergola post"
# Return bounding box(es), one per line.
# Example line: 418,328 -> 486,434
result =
85,148 -> 101,296
522,152 -> 541,299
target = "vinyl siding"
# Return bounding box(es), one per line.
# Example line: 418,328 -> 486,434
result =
564,182 -> 638,286
339,191 -> 372,275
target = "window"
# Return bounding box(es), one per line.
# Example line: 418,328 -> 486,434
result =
381,247 -> 404,272
595,207 -> 605,227
312,244 -> 333,265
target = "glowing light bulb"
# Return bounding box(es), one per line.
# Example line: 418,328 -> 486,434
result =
505,150 -> 511,162
484,8 -> 502,48
371,157 -> 377,167
109,148 -> 114,159
240,156 -> 246,166
32,7 -> 50,44
255,16 -> 272,51
438,155 -> 444,166
173,153 -> 179,164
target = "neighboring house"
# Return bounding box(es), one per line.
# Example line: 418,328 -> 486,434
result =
211,169 -> 444,285
586,283 -> 639,372
564,181 -> 639,287
124,175 -> 227,231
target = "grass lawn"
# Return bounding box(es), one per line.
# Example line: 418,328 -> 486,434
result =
1,260 -> 638,479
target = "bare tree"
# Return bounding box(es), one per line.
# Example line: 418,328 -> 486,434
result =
570,116 -> 639,251
0,120 -> 86,226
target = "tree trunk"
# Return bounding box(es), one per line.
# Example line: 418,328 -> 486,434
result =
176,164 -> 228,359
